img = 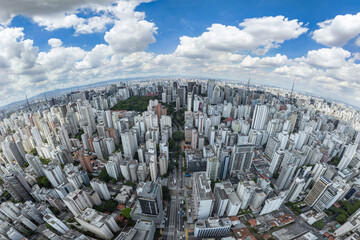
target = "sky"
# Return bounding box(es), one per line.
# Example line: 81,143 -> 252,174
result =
1,0 -> 360,107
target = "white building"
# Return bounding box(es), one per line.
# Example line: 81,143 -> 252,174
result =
260,193 -> 285,215
193,172 -> 214,220
90,179 -> 111,200
251,105 -> 268,130
194,217 -> 231,238
75,208 -> 120,240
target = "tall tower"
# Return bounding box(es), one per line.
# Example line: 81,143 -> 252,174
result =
304,176 -> 332,207
25,93 -> 31,111
290,80 -> 295,102
4,170 -> 34,202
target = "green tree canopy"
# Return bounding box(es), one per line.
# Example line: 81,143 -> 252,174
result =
173,131 -> 184,142
98,168 -> 111,182
36,176 -> 51,188
336,214 -> 347,224
122,208 -> 132,219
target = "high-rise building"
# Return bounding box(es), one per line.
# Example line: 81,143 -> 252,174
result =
105,159 -> 119,179
251,105 -> 268,130
206,156 -> 219,181
229,144 -> 255,174
57,125 -> 73,152
137,181 -> 163,216
236,180 -> 256,209
74,150 -> 93,173
304,176 -> 332,208
286,176 -> 305,202
43,214 -> 70,234
149,154 -> 158,182
192,172 -> 214,220
92,137 -> 107,160
1,138 -> 26,166
187,92 -> 192,111
42,163 -> 65,187
338,143 -> 357,170
25,154 -> 43,176
269,150 -> 284,174
275,163 -> 297,190
63,189 -> 93,216
75,208 -> 120,240
260,193 -> 286,215
194,217 -> 231,238
121,130 -> 138,158
90,179 -> 111,200
3,170 -> 34,201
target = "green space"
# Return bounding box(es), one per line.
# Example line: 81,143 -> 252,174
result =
98,168 -> 111,182
110,95 -> 157,112
36,176 -> 51,188
285,201 -> 303,215
93,199 -> 117,212
162,186 -> 171,201
39,157 -> 51,165
121,208 -> 132,218
29,148 -> 38,156
313,220 -> 325,229
325,199 -> 360,224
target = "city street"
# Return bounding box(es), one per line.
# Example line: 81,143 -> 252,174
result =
163,143 -> 186,240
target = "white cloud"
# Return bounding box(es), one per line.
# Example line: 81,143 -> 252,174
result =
175,16 -> 307,58
48,38 -> 63,48
299,47 -> 351,69
313,13 -> 360,47
1,5 -> 360,108
0,0 -> 110,24
104,19 -> 157,53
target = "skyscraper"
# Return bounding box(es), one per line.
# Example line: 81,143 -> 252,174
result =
121,130 -> 137,158
90,179 -> 111,200
338,143 -> 357,170
229,144 -> 255,174
137,181 -> 163,215
286,176 -> 305,202
304,176 -> 332,208
192,172 -> 214,220
251,104 -> 268,130
3,170 -> 34,202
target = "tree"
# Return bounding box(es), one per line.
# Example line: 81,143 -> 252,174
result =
313,220 -> 324,230
98,168 -> 111,182
94,199 -> 117,212
331,156 -> 341,166
336,214 -> 347,224
169,139 -> 175,151
103,199 -> 117,212
36,176 -> 51,188
173,131 -> 184,142
39,157 -> 51,165
122,208 -> 132,219
29,148 -> 38,156
162,186 -> 171,201
272,172 -> 279,179
49,206 -> 60,215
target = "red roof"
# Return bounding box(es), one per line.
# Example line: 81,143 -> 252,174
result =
226,117 -> 234,123
117,204 -> 125,210
229,216 -> 240,221
248,219 -> 257,227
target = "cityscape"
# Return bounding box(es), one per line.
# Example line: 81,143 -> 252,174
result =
0,78 -> 360,240
1,1 -> 360,240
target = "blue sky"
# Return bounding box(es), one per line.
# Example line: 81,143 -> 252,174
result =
1,0 -> 360,107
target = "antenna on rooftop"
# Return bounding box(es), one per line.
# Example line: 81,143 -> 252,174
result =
25,93 -> 31,111
290,80 -> 295,102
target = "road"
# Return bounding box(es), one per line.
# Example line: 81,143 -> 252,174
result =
163,142 -> 185,240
